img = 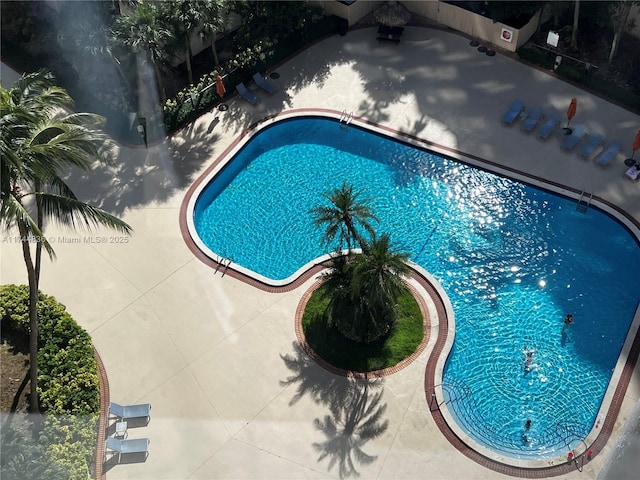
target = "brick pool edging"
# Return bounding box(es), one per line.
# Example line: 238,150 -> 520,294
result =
178,108 -> 640,475
293,273 -> 433,379
94,347 -> 109,480
424,291 -> 640,477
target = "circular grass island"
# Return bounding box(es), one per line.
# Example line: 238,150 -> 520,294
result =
298,281 -> 428,376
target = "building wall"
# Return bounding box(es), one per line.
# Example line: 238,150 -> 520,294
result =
309,0 -> 377,26
311,0 -> 543,52
409,1 -> 541,52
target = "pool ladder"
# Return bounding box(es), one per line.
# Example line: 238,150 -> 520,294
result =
576,191 -> 593,213
214,256 -> 233,277
339,109 -> 353,129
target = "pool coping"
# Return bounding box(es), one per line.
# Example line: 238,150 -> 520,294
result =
292,271 -> 436,380
178,108 -> 640,476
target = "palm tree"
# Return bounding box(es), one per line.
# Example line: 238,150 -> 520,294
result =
110,0 -> 172,101
334,233 -> 410,343
310,182 -> 379,254
164,0 -> 204,85
199,0 -> 229,66
608,0 -> 635,65
1,70 -> 132,412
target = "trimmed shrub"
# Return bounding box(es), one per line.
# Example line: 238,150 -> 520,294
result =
0,283 -> 30,333
0,284 -> 100,480
0,426 -> 69,480
40,414 -> 98,480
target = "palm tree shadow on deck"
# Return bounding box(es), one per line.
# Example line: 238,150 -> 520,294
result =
280,342 -> 389,478
61,121 -> 220,216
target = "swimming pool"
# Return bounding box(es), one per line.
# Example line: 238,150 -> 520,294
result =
188,114 -> 640,464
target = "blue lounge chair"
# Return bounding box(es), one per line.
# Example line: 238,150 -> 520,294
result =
252,73 -> 277,94
109,402 -> 151,421
501,99 -> 524,125
520,107 -> 544,133
536,113 -> 560,140
594,141 -> 622,167
561,125 -> 587,151
578,133 -> 604,159
236,83 -> 260,105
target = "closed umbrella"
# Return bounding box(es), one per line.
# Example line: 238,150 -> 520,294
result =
216,75 -> 226,98
632,129 -> 640,159
374,1 -> 411,27
565,97 -> 577,133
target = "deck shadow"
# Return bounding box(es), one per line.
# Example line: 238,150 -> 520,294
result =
281,341 -> 389,478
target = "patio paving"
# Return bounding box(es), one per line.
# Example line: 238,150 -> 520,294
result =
1,26 -> 639,479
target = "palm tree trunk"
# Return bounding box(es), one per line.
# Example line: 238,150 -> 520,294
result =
35,179 -> 43,285
185,36 -> 194,85
153,62 -> 167,102
608,2 -> 632,65
536,2 -> 546,33
571,0 -> 580,49
18,223 -> 39,413
210,31 -> 219,66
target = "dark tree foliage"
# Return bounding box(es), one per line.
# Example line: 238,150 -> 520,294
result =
485,1 -> 544,28
231,0 -> 322,48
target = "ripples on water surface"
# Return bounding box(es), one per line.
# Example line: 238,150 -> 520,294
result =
194,117 -> 640,459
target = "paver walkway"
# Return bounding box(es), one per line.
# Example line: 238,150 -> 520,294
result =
2,27 -> 639,479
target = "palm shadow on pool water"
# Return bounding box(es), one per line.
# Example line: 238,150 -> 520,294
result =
193,117 -> 640,460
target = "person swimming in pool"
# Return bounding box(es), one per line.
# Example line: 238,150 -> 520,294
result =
524,347 -> 535,370
562,314 -> 574,334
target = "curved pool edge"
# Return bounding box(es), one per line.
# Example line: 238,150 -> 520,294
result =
426,296 -> 640,476
179,108 -> 640,473
180,108 -> 640,289
292,264 -> 441,379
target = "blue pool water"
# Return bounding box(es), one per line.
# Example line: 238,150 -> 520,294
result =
193,117 -> 640,459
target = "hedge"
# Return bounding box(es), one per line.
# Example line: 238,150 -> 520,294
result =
162,14 -> 339,133
0,284 -> 100,480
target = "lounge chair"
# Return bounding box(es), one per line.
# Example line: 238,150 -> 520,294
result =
501,99 -> 525,125
560,125 -> 586,151
109,402 -> 151,421
594,141 -> 622,167
235,83 -> 260,105
536,113 -> 560,140
377,25 -> 404,44
252,73 -> 278,94
625,163 -> 640,181
106,436 -> 150,460
520,107 -> 544,133
578,133 -> 604,159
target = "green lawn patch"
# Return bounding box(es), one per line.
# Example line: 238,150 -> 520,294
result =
302,285 -> 424,372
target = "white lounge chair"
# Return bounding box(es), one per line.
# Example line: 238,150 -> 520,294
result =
106,436 -> 150,461
625,164 -> 640,181
109,402 -> 151,420
252,73 -> 278,94
236,83 -> 260,105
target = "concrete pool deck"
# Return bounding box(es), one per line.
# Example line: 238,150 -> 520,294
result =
2,26 -> 639,479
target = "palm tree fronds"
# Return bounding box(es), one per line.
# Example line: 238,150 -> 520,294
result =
36,192 -> 132,234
